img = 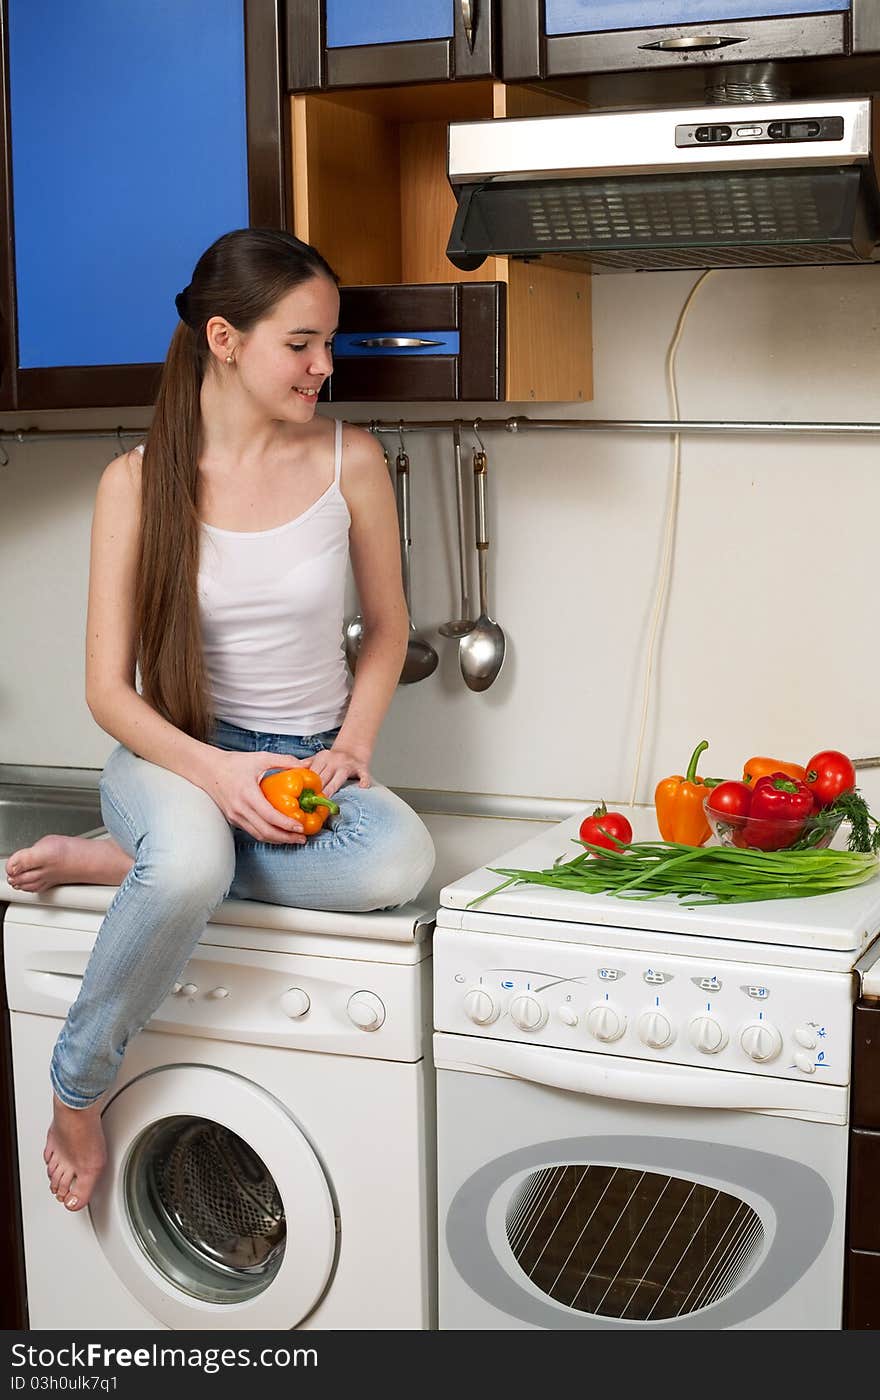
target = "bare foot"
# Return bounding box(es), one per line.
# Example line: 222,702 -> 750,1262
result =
5,835 -> 133,893
44,1094 -> 107,1211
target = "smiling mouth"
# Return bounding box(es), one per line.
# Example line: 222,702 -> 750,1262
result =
294,386 -> 320,397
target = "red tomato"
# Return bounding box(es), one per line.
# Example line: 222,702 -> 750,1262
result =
804,750 -> 856,809
706,781 -> 752,820
579,806 -> 633,854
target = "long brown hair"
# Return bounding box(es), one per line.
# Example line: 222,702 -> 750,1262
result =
136,228 -> 338,741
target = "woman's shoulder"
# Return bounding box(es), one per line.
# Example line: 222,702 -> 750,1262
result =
337,420 -> 386,478
96,444 -> 144,509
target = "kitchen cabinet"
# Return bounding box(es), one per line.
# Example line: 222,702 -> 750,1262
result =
845,999 -> 880,1328
0,0 -> 287,412
501,1 -> 879,82
286,0 -> 498,91
291,81 -> 592,401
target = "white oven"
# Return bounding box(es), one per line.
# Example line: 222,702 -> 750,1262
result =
433,815 -> 880,1332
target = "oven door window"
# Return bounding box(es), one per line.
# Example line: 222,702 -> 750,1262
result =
507,1163 -> 763,1322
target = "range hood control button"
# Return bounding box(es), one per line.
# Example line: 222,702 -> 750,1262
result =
695,125 -> 731,143
768,120 -> 821,141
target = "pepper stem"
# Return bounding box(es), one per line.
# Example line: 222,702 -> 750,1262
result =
299,790 -> 341,816
685,739 -> 709,784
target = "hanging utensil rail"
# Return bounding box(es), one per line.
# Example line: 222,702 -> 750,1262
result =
7,417 -> 880,448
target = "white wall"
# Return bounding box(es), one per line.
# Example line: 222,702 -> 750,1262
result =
2,265 -> 879,809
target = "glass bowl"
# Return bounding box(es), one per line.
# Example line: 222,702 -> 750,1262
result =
702,798 -> 843,853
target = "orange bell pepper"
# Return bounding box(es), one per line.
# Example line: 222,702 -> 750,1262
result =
260,768 -> 340,836
742,756 -> 806,786
654,739 -> 718,846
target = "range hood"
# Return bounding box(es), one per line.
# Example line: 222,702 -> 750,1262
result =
446,98 -> 880,272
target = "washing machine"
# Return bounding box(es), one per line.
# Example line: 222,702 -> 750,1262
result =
3,887 -> 435,1330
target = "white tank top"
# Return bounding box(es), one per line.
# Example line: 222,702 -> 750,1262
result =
194,419 -> 352,735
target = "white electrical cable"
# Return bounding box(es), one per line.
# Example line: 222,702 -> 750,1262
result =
628,270 -> 716,808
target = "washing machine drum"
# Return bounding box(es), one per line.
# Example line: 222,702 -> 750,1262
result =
90,1066 -> 338,1329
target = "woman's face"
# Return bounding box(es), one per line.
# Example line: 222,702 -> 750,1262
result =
235,275 -> 340,422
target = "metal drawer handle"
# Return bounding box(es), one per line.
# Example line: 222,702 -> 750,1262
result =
353,336 -> 444,349
641,35 -> 745,52
461,0 -> 476,53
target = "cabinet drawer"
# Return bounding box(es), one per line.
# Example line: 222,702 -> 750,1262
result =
326,282 -> 505,401
849,1130 -> 880,1252
852,1003 -> 880,1128
845,1249 -> 880,1329
544,3 -> 849,34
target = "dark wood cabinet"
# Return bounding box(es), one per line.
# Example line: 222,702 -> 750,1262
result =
500,1 -> 878,82
0,0 -> 287,412
845,999 -> 880,1328
286,0 -> 498,91
326,281 -> 505,401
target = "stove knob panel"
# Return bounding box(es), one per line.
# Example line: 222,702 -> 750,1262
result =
637,1010 -> 675,1049
586,1003 -> 627,1043
688,1013 -> 728,1054
509,994 -> 549,1032
463,988 -> 500,1026
280,987 -> 311,1019
347,991 -> 386,1031
740,1021 -> 782,1063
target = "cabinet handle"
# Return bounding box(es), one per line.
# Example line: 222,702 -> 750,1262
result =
640,34 -> 744,52
461,0 -> 476,54
353,336 -> 444,349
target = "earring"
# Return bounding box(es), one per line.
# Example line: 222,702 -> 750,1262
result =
225,352 -> 235,366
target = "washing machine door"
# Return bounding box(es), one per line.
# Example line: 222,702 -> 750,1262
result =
89,1065 -> 337,1329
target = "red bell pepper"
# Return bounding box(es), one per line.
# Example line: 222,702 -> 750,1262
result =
745,772 -> 814,850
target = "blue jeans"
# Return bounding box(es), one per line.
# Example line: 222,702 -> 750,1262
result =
50,720 -> 435,1108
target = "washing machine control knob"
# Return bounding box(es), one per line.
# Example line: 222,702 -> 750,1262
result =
280,987 -> 311,1019
348,991 -> 386,1031
637,1010 -> 675,1049
688,1014 -> 728,1054
509,994 -> 549,1032
178,983 -> 199,998
586,1003 -> 627,1043
740,1022 -> 782,1063
463,988 -> 499,1025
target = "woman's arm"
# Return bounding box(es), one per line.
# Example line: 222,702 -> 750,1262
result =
312,426 -> 408,797
84,452 -> 306,843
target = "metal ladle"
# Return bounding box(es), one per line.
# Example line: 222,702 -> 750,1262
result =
396,444 -> 439,685
459,441 -> 506,692
343,432 -> 385,675
438,422 -> 476,638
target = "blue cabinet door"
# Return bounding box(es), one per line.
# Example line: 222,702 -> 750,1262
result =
9,0 -> 250,370
326,0 -> 453,47
545,1 -> 849,34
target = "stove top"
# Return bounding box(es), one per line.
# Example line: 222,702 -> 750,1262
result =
439,812 -> 880,959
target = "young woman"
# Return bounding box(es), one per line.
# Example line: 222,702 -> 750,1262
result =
5,228 -> 435,1212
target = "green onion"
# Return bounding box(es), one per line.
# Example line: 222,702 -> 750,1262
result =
468,840 -> 880,909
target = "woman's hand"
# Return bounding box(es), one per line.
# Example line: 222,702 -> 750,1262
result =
205,750 -> 311,843
308,744 -> 372,799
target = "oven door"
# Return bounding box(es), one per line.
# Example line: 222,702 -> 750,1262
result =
434,1034 -> 849,1330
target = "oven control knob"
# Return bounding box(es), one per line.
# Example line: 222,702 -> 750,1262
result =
740,1022 -> 782,1063
178,983 -> 199,998
794,1051 -> 817,1075
464,988 -> 500,1025
637,1010 -> 675,1049
558,1004 -> 579,1028
510,994 -> 549,1032
586,1003 -> 627,1043
794,1026 -> 817,1049
688,1014 -> 728,1054
348,991 -> 386,1030
280,987 -> 311,1019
